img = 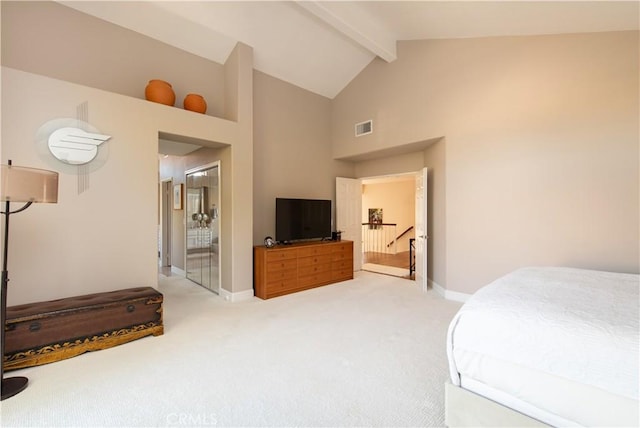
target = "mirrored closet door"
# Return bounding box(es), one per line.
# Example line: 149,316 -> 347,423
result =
185,162 -> 220,294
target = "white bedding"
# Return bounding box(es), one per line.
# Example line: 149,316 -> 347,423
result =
447,267 -> 639,427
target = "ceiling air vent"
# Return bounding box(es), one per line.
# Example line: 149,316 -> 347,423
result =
355,120 -> 373,137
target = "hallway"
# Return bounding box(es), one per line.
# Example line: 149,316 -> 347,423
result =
362,250 -> 414,279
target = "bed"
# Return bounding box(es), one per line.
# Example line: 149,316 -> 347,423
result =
445,267 -> 639,427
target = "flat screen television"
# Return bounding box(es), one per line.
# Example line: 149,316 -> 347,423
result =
276,198 -> 332,243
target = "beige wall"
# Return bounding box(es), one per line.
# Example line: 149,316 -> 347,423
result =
252,70 -> 354,244
4,2 -> 637,300
354,152 -> 425,179
2,1 -> 353,303
1,3 -> 254,304
1,1 -> 226,119
362,179 -> 415,253
334,31 -> 639,294
1,65 -> 253,305
1,67 -> 159,305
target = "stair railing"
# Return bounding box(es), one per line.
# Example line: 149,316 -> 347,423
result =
361,223 -> 397,254
387,226 -> 414,248
409,238 -> 416,277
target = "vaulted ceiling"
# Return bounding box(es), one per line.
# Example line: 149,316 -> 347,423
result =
60,1 -> 639,99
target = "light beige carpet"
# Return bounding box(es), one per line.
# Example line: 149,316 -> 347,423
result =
2,271 -> 462,427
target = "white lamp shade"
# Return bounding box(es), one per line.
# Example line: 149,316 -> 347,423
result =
1,164 -> 59,203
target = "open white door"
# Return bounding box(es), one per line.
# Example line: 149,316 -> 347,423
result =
336,177 -> 362,271
415,167 -> 428,292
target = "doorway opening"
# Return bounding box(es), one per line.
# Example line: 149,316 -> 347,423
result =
159,179 -> 173,276
158,138 -> 203,279
337,168 -> 427,289
360,174 -> 416,280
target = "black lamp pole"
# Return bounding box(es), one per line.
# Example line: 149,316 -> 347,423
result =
1,160 -> 31,400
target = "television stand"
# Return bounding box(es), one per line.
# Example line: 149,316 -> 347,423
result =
254,240 -> 353,299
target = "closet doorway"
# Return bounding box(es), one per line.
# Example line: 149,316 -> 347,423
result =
185,162 -> 220,294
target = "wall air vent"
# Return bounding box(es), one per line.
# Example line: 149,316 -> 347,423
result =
355,120 -> 373,137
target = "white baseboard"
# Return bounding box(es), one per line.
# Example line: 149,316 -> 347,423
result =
220,288 -> 254,302
163,267 -> 254,302
444,288 -> 471,303
430,279 -> 446,297
430,279 -> 471,303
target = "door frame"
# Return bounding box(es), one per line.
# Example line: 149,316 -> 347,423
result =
159,178 -> 173,268
414,167 -> 428,292
338,170 -> 428,290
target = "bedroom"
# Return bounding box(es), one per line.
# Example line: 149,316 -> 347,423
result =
0,0 -> 638,425
1,1 -> 637,304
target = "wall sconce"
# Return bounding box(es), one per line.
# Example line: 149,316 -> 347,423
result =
48,127 -> 111,165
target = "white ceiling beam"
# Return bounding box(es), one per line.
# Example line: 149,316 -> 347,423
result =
296,1 -> 397,63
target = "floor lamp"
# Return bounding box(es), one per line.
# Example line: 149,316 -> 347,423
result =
1,160 -> 58,401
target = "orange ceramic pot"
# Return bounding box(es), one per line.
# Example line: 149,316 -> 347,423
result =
145,80 -> 175,106
183,93 -> 207,114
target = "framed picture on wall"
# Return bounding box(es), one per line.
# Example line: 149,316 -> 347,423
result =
173,184 -> 183,210
368,208 -> 383,229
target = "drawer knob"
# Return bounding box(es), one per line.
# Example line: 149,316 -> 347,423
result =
29,322 -> 41,332
127,304 -> 136,313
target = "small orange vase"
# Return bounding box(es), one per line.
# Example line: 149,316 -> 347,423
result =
183,94 -> 207,114
145,80 -> 175,106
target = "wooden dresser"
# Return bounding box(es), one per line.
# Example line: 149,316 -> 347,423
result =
254,240 -> 353,299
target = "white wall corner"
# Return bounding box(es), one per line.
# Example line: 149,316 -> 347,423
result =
430,279 -> 471,303
430,279 -> 446,298
220,288 -> 255,302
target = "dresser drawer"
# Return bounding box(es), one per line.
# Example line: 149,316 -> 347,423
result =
332,268 -> 353,281
266,268 -> 297,284
332,259 -> 352,270
265,249 -> 297,262
266,258 -> 297,272
298,270 -> 332,288
331,250 -> 353,262
298,245 -> 332,258
331,242 -> 352,254
298,254 -> 332,267
265,279 -> 299,295
298,262 -> 331,277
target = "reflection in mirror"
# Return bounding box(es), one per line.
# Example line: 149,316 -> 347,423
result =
185,163 -> 220,294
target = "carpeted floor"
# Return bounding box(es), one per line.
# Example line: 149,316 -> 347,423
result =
2,271 -> 462,427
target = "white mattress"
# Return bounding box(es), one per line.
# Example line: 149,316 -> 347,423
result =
447,267 -> 640,427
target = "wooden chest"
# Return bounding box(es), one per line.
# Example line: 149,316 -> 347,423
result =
3,287 -> 163,371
